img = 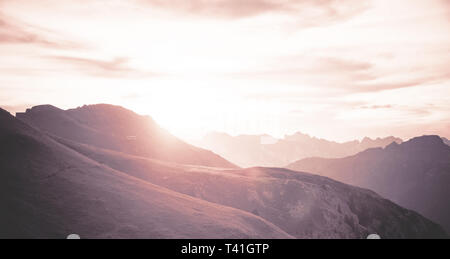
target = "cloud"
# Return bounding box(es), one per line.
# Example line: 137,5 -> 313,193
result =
142,0 -> 369,24
232,56 -> 376,93
46,55 -> 162,78
352,70 -> 450,93
0,12 -> 82,48
360,104 -> 393,109
144,0 -> 281,18
316,57 -> 373,72
232,53 -> 450,95
0,15 -> 48,45
236,56 -> 373,76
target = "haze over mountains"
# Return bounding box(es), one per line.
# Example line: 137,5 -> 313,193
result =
196,132 -> 402,167
288,136 -> 450,233
1,104 -> 447,238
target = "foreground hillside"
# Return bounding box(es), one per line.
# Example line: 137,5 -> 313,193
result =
288,136 -> 450,233
0,108 -> 291,238
16,104 -> 236,168
55,136 -> 447,238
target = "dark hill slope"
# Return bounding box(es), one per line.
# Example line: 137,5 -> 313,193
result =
0,108 -> 291,238
16,104 -> 236,168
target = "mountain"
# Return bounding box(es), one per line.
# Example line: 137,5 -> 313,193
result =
443,137 -> 450,146
50,135 -> 447,238
0,108 -> 291,238
195,131 -> 402,167
3,105 -> 447,238
16,104 -> 236,168
288,135 -> 450,233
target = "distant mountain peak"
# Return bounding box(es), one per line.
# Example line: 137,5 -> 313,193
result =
403,135 -> 445,147
71,103 -> 129,111
361,136 -> 401,145
361,136 -> 372,142
284,131 -> 314,141
22,104 -> 62,114
385,141 -> 400,150
0,107 -> 12,117
198,131 -> 404,167
292,132 -> 312,138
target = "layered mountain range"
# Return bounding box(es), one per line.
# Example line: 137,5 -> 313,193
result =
195,132 -> 402,167
0,104 -> 447,238
288,136 -> 450,233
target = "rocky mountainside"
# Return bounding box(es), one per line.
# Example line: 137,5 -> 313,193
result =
288,136 -> 450,233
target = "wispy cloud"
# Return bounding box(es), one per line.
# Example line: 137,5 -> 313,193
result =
231,53 -> 450,94
143,0 -> 281,18
0,12 -> 83,48
352,69 -> 450,93
360,104 -> 392,109
234,56 -> 373,76
46,56 -> 162,78
142,0 -> 369,25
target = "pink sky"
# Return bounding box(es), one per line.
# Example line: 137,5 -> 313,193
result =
1,0 -> 449,142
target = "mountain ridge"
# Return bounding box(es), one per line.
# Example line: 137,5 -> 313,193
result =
0,108 -> 292,238
52,134 -> 448,238
195,131 -> 402,167
3,105 -> 448,238
16,104 -> 237,169
288,135 -> 450,233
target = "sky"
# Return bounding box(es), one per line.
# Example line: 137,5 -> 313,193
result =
1,0 -> 449,142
